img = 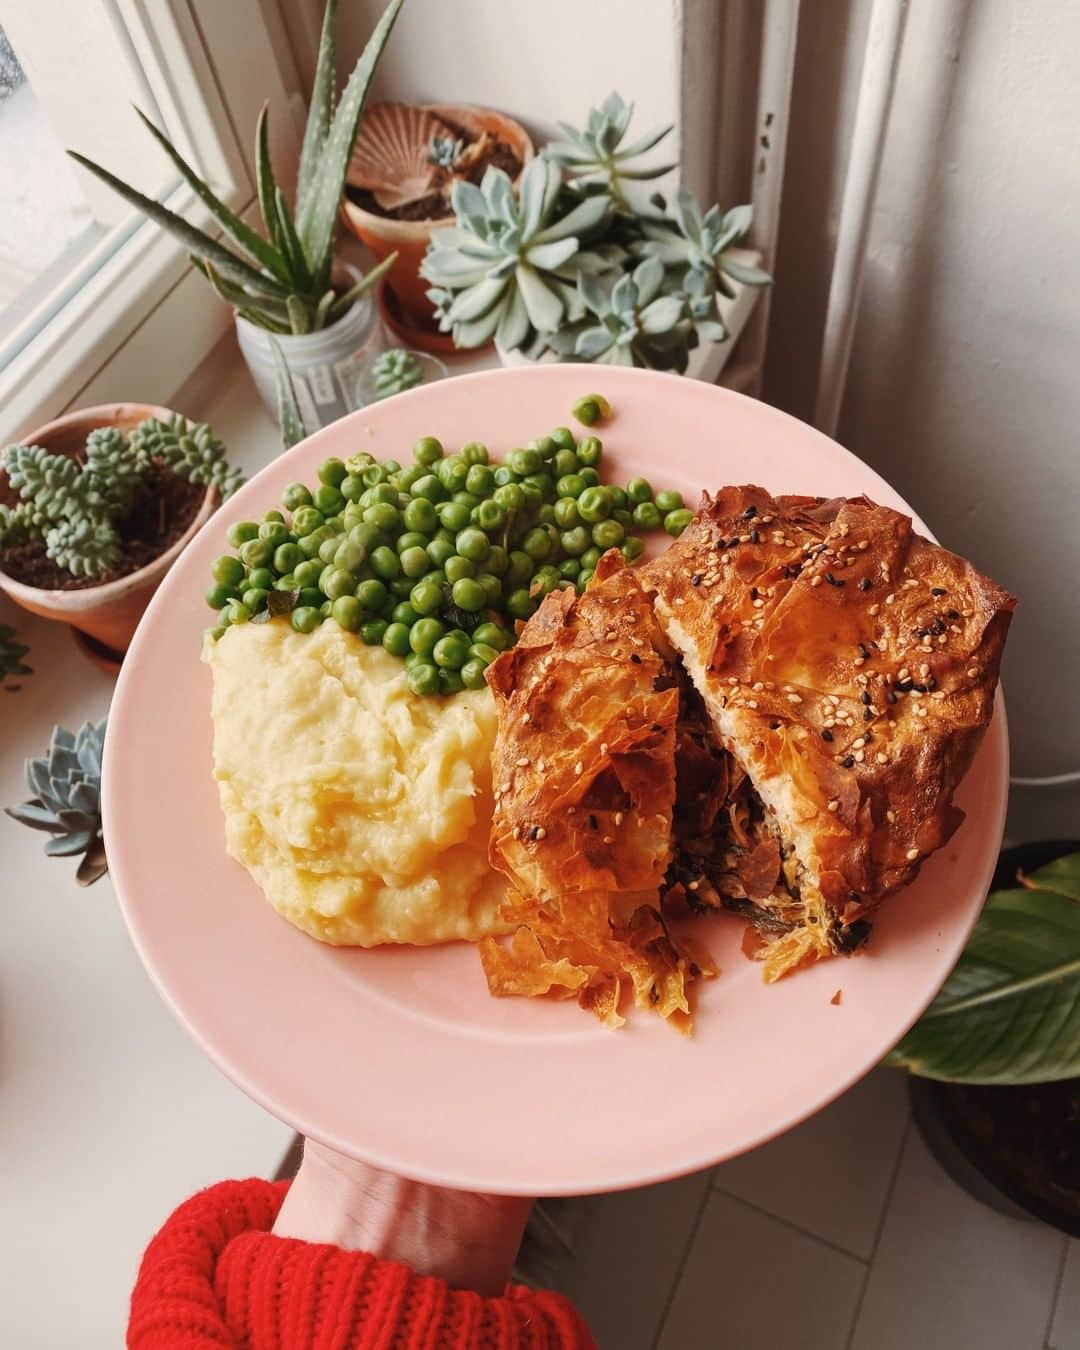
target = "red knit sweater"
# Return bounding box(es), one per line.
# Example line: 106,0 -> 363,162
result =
128,1178 -> 595,1349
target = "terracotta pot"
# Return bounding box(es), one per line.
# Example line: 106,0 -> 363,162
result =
341,104 -> 534,348
0,403 -> 216,658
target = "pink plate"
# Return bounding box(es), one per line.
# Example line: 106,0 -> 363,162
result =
103,365 -> 1008,1196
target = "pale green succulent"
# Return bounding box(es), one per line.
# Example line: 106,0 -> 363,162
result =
0,623 -> 31,690
544,256 -> 696,371
421,157 -> 616,351
130,415 -> 243,499
45,516 -> 121,578
429,135 -> 464,169
6,720 -> 107,884
373,348 -> 424,398
546,91 -> 675,209
67,0 -> 404,335
85,425 -> 144,517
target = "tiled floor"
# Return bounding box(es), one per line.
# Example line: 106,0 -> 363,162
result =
553,1068 -> 1076,1349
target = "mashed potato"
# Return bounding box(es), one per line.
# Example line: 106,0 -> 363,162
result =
205,620 -> 508,945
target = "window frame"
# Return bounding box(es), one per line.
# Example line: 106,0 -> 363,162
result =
0,0 -> 300,442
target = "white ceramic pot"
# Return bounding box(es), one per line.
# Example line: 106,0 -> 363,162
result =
495,340 -> 727,382
235,284 -> 385,436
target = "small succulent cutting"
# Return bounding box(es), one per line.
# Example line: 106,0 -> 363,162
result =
6,720 -> 107,885
424,90 -> 771,371
0,416 -> 241,580
0,622 -> 31,690
67,0 -> 404,335
372,348 -> 425,398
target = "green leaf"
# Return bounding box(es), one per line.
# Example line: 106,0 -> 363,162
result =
887,853 -> 1080,1084
67,150 -> 289,302
132,107 -> 289,283
297,0 -> 405,287
269,339 -> 306,449
296,0 -> 338,221
255,102 -> 287,260
274,188 -> 313,294
325,251 -> 397,321
193,258 -> 291,323
286,294 -> 311,335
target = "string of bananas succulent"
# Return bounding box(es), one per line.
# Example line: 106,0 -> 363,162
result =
423,90 -> 772,372
67,0 -> 404,335
6,720 -> 107,885
0,416 -> 240,581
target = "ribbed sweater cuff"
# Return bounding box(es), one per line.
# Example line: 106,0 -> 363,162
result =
128,1177 -> 595,1349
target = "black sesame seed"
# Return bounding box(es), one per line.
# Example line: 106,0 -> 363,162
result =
859,577 -> 872,592
927,675 -> 937,691
863,707 -> 874,721
897,679 -> 913,693
858,643 -> 871,659
691,574 -> 702,586
946,608 -> 960,620
931,587 -> 947,596
588,814 -> 599,831
743,504 -> 758,519
769,720 -> 781,730
930,618 -> 945,635
848,890 -> 860,900
916,628 -> 929,639
886,690 -> 898,705
825,572 -> 845,587
821,728 -> 834,742
860,691 -> 872,705
785,563 -> 803,578
716,538 -> 727,550
529,825 -> 541,841
751,529 -> 762,543
750,586 -> 759,599
912,683 -> 928,694
630,653 -> 642,664
842,755 -> 855,768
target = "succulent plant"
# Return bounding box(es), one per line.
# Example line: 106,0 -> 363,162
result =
544,256 -> 696,371
0,417 -> 240,580
0,623 -> 31,690
372,348 -> 424,398
421,157 -> 615,351
428,134 -> 464,169
67,0 -> 404,335
6,720 -> 107,885
546,91 -> 675,210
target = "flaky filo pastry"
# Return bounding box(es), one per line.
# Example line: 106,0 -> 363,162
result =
479,552 -> 716,1031
642,485 -> 1015,980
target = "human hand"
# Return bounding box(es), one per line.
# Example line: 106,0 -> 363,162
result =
272,1138 -> 533,1296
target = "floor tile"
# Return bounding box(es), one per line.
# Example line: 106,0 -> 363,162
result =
554,1168 -> 715,1350
849,1128 -> 1066,1350
657,1190 -> 865,1350
1049,1240 -> 1080,1350
713,1067 -> 909,1259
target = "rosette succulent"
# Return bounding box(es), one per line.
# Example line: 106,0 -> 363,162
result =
546,91 -> 675,208
421,156 -> 615,352
6,720 -> 107,884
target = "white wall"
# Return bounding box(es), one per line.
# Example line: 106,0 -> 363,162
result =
766,0 -> 1080,842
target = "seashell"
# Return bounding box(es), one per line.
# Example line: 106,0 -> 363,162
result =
348,102 -> 457,212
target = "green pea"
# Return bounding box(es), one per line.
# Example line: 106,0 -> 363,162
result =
360,619 -> 388,646
348,522 -> 382,552
248,567 -> 274,591
388,602 -> 416,627
458,440 -> 488,465
356,578 -> 387,610
227,521 -> 258,548
329,595 -> 361,631
383,459 -> 401,474
206,625 -> 228,642
313,484 -> 345,515
361,464 -> 388,488
363,502 -> 399,532
318,567 -> 350,600
206,581 -> 234,609
506,587 -> 535,620
620,536 -> 646,563
345,452 -> 375,472
655,489 -> 684,513
407,662 -> 440,697
559,558 -> 581,581
299,587 -> 324,608
580,546 -> 602,571
369,546 -> 401,580
212,554 -> 247,587
560,526 -> 589,556
486,545 -> 508,576
613,508 -> 634,530
273,542 -> 304,575
262,509 -> 285,524
330,539 -> 365,574
469,641 -> 500,666
258,520 -> 290,545
592,519 -> 625,549
399,545 -> 430,579
445,555 -> 475,583
432,634 -> 470,669
274,574 -> 297,591
579,467 -> 600,487
437,456 -> 469,492
222,600 -> 249,624
552,449 -> 580,479
410,617 -> 446,655
318,536 -> 342,565
317,457 -> 346,488
369,483 -> 399,506
382,622 -> 411,657
472,621 -> 511,651
493,465 -> 518,487
522,526 -> 552,560
411,435 -> 442,465
389,576 -> 415,600
407,474 -> 443,506
554,473 -> 584,500
550,426 -> 577,451
452,493 -> 479,514
473,499 -> 504,531
282,483 -> 313,512
572,395 -> 611,427
664,508 -> 694,537
438,668 -> 465,695
292,506 -> 324,537
437,501 -> 471,532
633,501 -> 663,531
553,498 -> 580,529
456,527 -> 490,563
426,536 -> 455,568
294,559 -> 323,588
450,577 -> 485,612
577,435 -> 603,467
402,496 -> 438,534
577,568 -> 595,593
530,566 -> 561,599
519,483 -> 544,514
410,577 -> 443,616
291,606 -> 321,634
532,435 -> 557,461
493,483 -> 523,512
624,477 -> 652,506
464,464 -> 493,496
508,447 -> 542,476
338,474 -> 364,503
608,486 -> 628,511
506,550 -> 533,586
460,659 -> 488,690
475,572 -> 502,605
577,486 -> 612,523
396,465 -> 424,491
537,503 -> 556,526
523,472 -> 554,499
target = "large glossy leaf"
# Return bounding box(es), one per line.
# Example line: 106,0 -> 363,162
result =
296,0 -> 405,286
887,852 -> 1080,1084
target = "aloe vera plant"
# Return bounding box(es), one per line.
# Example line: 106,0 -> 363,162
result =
887,852 -> 1080,1084
67,0 -> 404,335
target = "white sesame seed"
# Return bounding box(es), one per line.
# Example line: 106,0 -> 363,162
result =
614,812 -> 624,825
673,597 -> 685,606
967,666 -> 979,679
534,826 -> 547,840
853,657 -> 866,667
517,757 -> 530,767
810,575 -> 823,588
869,604 -> 881,616
906,848 -> 920,861
747,699 -> 759,709
876,752 -> 888,765
574,761 -> 583,775
886,809 -> 896,824
855,750 -> 866,763
852,737 -> 866,749
898,667 -> 911,680
537,760 -> 546,772
787,693 -> 803,705
600,742 -> 608,755
827,799 -> 840,813
753,681 -> 765,692
752,598 -> 765,609
886,593 -> 896,604
828,694 -> 841,706
522,712 -> 531,724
